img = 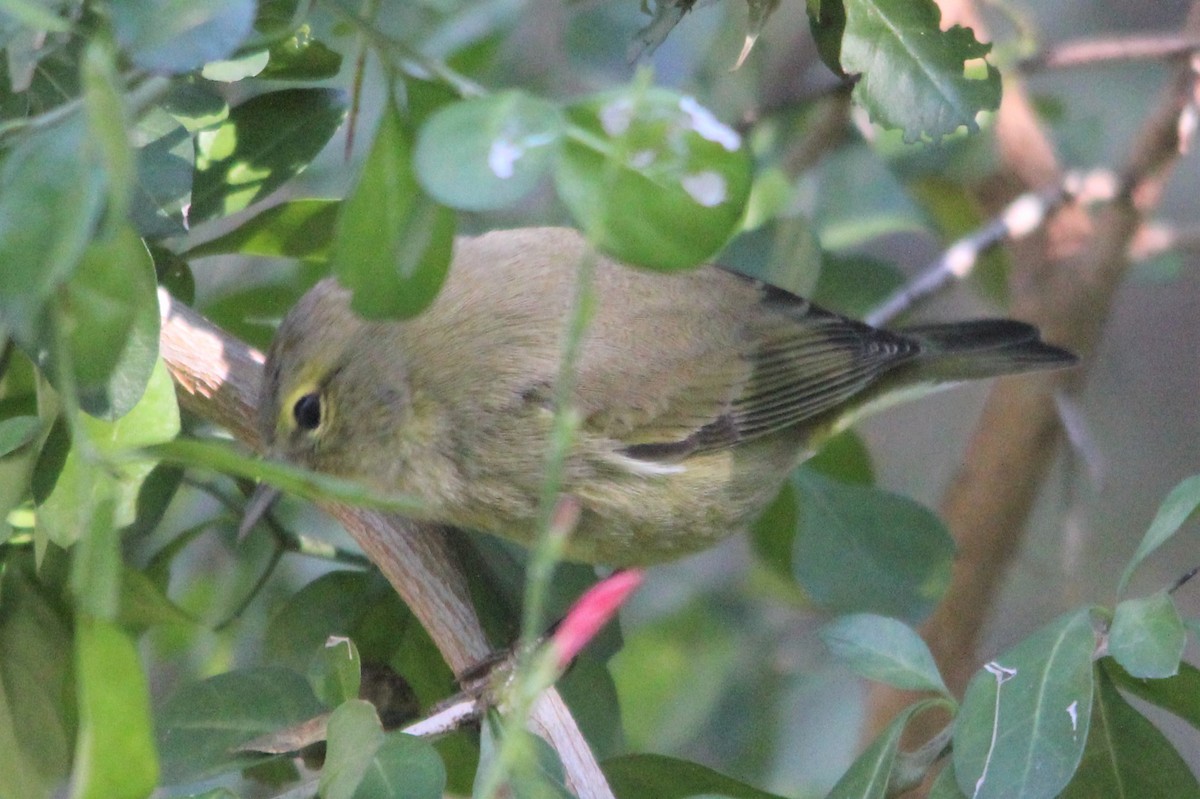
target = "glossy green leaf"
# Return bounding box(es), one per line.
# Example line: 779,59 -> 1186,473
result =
321,700 -> 384,799
353,732 -> 446,799
821,613 -> 949,695
791,468 -> 954,623
187,199 -> 339,260
556,85 -> 752,270
112,0 -> 255,74
602,753 -> 786,799
415,91 -> 564,211
72,616 -> 159,799
191,88 -> 347,222
0,415 -> 40,457
954,609 -> 1096,799
839,0 -> 1001,142
1118,474 -> 1200,595
310,636 -> 362,708
333,100 -> 455,320
0,119 -> 106,341
260,24 -> 343,80
1103,658 -> 1200,733
827,698 -> 948,799
1108,591 -> 1185,679
0,563 -> 74,799
156,667 -> 325,784
1059,664 -> 1200,799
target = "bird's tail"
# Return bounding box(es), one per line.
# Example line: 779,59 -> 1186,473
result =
901,319 -> 1077,382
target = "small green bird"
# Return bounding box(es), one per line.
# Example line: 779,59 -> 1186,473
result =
247,227 -> 1075,565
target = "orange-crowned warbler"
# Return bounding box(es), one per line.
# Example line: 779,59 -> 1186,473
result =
243,227 -> 1075,565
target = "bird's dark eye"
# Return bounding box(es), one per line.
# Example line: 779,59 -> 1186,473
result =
293,393 -> 322,431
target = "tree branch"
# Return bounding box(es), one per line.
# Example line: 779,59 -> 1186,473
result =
864,0 -> 1200,750
157,290 -> 614,799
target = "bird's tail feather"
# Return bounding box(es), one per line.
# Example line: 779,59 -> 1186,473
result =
901,319 -> 1077,382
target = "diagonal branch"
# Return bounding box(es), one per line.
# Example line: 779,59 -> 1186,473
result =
156,290 -> 614,799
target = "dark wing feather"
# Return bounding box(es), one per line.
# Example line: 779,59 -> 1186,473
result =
621,284 -> 920,460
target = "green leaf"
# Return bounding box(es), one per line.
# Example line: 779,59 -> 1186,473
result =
749,479 -> 798,578
476,713 -> 572,799
187,198 -> 339,260
414,91 -> 564,211
118,566 -> 195,629
1108,591 -> 1185,679
39,360 -> 181,548
68,481 -> 120,618
260,25 -> 343,80
806,429 -> 875,486
54,227 -> 160,419
156,667 -> 325,784
191,88 -> 347,223
602,753 -> 787,799
132,110 -> 195,239
0,120 -> 106,341
1118,474 -> 1200,595
806,0 -> 848,76
72,616 -> 159,799
954,608 -> 1096,799
0,562 -> 75,799
201,50 -> 269,82
321,700 -> 384,799
0,415 -> 41,457
310,635 -> 362,708
609,600 -> 741,753
145,438 -> 424,516
333,100 -> 455,320
1059,664 -> 1200,799
791,468 -> 954,623
82,39 -> 134,223
813,253 -> 905,319
555,84 -> 752,270
839,0 -> 1001,142
353,732 -> 446,799
112,0 -> 256,74
927,763 -> 968,799
826,698 -> 948,799
1103,658 -> 1200,733
821,613 -> 949,695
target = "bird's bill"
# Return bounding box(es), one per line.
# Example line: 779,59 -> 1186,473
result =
239,484 -> 282,541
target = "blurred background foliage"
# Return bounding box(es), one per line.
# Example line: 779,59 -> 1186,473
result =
0,0 -> 1198,798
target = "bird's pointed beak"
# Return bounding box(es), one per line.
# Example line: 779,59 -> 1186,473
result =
239,483 -> 282,542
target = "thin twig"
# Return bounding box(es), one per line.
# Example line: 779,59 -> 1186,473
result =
1022,33 -> 1200,72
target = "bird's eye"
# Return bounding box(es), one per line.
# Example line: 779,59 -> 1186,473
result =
293,393 -> 322,431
